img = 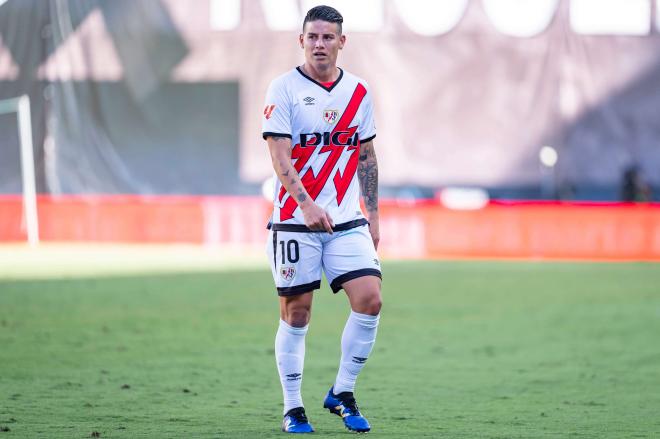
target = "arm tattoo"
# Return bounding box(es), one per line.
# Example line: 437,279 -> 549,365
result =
358,142 -> 378,213
268,136 -> 309,207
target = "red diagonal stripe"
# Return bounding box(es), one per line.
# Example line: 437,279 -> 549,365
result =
333,84 -> 366,133
333,137 -> 360,206
279,83 -> 367,221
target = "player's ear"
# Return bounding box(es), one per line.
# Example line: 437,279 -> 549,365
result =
299,34 -> 304,49
339,34 -> 346,50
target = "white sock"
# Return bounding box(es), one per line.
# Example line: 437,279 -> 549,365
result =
333,311 -> 380,394
275,319 -> 308,414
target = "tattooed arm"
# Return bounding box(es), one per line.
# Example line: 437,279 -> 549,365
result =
358,140 -> 380,249
266,136 -> 334,233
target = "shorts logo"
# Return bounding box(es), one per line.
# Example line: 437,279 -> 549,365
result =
264,104 -> 276,120
323,109 -> 339,124
280,266 -> 296,281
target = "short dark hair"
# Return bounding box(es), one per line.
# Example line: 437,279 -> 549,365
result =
302,5 -> 343,34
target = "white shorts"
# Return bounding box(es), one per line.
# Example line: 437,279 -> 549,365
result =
266,221 -> 381,296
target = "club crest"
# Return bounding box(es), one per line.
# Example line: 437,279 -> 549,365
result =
280,266 -> 296,281
323,109 -> 339,124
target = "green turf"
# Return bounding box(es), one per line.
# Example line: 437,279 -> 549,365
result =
1,261 -> 660,438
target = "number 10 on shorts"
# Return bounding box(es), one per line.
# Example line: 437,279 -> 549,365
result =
279,240 -> 300,264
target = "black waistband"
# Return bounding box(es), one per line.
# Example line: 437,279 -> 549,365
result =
268,218 -> 368,233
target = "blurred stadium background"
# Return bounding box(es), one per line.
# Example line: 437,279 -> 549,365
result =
1,1 -> 660,438
0,0 -> 658,261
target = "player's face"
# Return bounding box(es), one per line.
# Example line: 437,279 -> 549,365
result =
299,20 -> 345,71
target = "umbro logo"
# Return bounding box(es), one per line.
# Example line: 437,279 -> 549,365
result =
303,96 -> 315,106
352,356 -> 368,364
286,373 -> 302,381
373,259 -> 380,266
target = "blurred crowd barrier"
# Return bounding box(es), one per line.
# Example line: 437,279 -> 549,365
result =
1,196 -> 658,261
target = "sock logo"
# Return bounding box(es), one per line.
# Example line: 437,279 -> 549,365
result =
286,373 -> 302,381
352,356 -> 368,364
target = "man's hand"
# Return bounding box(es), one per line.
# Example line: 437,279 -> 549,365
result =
367,214 -> 380,250
301,200 -> 335,233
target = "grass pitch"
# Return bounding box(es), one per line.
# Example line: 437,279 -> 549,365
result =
1,259 -> 659,438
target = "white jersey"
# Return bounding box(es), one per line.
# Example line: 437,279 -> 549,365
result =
262,67 -> 376,227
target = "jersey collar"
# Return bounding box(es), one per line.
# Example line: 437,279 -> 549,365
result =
296,66 -> 343,92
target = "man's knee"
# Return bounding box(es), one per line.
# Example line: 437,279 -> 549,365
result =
362,292 -> 382,316
284,307 -> 311,327
352,288 -> 382,316
344,276 -> 382,316
280,294 -> 313,327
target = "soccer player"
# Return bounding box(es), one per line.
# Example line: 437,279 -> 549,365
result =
262,5 -> 382,434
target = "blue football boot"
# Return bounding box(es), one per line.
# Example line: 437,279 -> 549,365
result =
323,387 -> 371,433
282,407 -> 314,433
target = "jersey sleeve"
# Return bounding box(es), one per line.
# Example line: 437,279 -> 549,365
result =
262,77 -> 292,140
358,84 -> 376,143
